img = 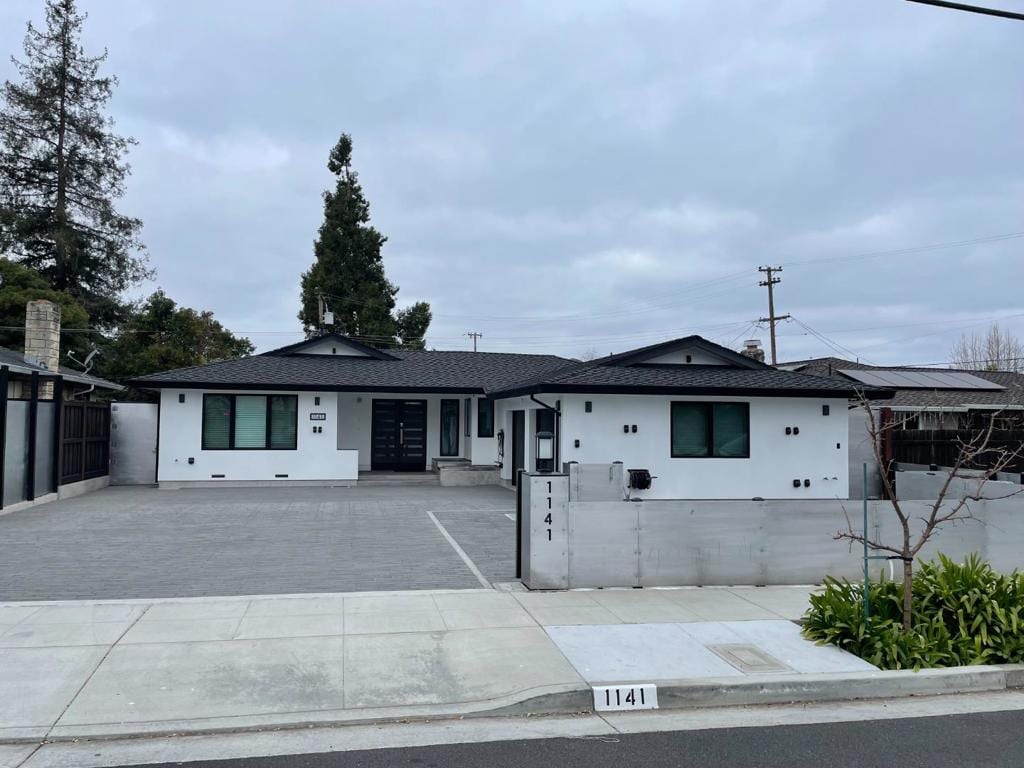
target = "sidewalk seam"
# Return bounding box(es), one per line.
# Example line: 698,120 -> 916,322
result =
46,606 -> 151,734
14,605 -> 151,767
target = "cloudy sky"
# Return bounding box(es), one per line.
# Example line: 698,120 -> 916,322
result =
1,0 -> 1022,365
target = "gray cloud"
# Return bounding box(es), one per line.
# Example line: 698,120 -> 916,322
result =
1,0 -> 1021,364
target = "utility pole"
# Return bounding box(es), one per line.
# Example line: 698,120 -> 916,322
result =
466,331 -> 483,352
758,266 -> 790,365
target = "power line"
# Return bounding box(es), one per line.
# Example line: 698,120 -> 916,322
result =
780,231 -> 1024,268
789,317 -> 873,364
905,0 -> 1024,21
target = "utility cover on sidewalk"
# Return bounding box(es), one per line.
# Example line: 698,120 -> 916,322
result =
545,620 -> 876,684
707,644 -> 791,674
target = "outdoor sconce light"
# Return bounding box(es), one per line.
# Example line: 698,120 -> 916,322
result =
536,430 -> 555,473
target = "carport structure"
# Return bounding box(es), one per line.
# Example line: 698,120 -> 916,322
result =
0,484 -> 516,601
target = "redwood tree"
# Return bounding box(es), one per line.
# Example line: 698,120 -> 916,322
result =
0,0 -> 148,326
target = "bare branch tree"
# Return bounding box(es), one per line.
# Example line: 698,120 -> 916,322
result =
837,395 -> 1024,630
950,324 -> 1024,373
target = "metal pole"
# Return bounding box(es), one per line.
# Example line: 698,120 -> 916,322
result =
863,462 -> 870,621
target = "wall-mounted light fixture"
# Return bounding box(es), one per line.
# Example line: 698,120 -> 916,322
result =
536,430 -> 555,473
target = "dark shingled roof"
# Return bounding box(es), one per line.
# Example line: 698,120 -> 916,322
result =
129,348 -> 575,393
130,334 -> 892,399
779,356 -> 1024,409
490,360 -> 890,398
0,346 -> 122,390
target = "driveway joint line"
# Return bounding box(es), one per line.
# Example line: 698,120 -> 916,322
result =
425,510 -> 492,589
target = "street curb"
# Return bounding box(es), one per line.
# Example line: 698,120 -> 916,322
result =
6,665 -> 1023,745
651,666 -> 1018,710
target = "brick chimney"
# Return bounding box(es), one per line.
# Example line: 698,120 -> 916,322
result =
24,299 -> 61,398
740,339 -> 765,363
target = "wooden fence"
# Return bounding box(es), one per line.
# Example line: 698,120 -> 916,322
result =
891,429 -> 1024,473
60,401 -> 110,485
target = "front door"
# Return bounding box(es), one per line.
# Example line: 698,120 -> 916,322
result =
371,399 -> 428,471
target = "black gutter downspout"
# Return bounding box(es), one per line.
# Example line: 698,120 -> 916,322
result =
529,394 -> 561,472
26,371 -> 38,501
0,366 -> 7,510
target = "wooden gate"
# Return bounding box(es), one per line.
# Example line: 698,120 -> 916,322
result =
60,401 -> 111,485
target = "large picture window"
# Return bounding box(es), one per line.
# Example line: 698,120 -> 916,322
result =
671,402 -> 749,458
477,398 -> 494,438
440,399 -> 459,456
201,394 -> 298,450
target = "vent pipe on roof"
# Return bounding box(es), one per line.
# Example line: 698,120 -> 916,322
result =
740,339 -> 765,363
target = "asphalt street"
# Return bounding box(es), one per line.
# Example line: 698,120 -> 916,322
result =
114,709 -> 1024,768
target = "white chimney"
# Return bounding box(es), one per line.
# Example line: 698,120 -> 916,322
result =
24,299 -> 60,398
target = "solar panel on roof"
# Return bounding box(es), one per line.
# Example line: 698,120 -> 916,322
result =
838,369 -> 1004,390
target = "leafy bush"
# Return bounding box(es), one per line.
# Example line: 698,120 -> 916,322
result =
802,554 -> 1024,670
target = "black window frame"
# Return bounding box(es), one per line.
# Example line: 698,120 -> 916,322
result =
464,398 -> 472,438
440,398 -> 460,456
670,401 -> 750,459
477,398 -> 494,438
201,393 -> 299,451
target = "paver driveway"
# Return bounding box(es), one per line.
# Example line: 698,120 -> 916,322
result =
0,485 -> 517,601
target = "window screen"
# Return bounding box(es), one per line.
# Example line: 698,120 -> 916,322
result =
712,403 -> 749,457
440,399 -> 459,456
477,398 -> 494,437
233,395 -> 267,448
202,394 -> 231,450
269,395 -> 298,449
671,403 -> 709,457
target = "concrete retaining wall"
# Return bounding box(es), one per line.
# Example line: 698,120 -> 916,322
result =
895,469 -> 1022,501
518,473 -> 1024,589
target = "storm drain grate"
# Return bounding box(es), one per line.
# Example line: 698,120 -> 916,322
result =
707,644 -> 792,674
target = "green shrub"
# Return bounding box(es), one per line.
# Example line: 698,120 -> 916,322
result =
802,554 -> 1024,670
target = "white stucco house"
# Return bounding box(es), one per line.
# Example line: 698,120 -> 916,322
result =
131,333 -> 891,499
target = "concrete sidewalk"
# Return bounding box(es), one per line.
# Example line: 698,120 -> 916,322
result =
3,585 -> 1011,743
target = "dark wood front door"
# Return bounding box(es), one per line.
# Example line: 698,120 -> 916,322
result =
371,399 -> 428,471
511,409 -> 525,485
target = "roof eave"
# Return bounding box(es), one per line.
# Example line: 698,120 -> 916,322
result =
490,383 -> 894,399
124,380 -> 487,394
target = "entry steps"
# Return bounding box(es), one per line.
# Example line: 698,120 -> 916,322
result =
356,471 -> 440,487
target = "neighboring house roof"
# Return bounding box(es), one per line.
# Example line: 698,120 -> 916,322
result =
131,334 -> 891,400
779,356 -> 1024,410
0,346 -> 123,391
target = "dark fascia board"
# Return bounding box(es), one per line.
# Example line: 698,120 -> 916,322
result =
259,332 -> 398,361
597,335 -> 769,370
125,380 -> 486,394
489,383 -> 895,400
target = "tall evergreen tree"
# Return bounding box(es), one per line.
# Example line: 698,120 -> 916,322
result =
394,302 -> 432,350
299,134 -> 430,346
0,256 -> 89,355
0,0 -> 148,326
